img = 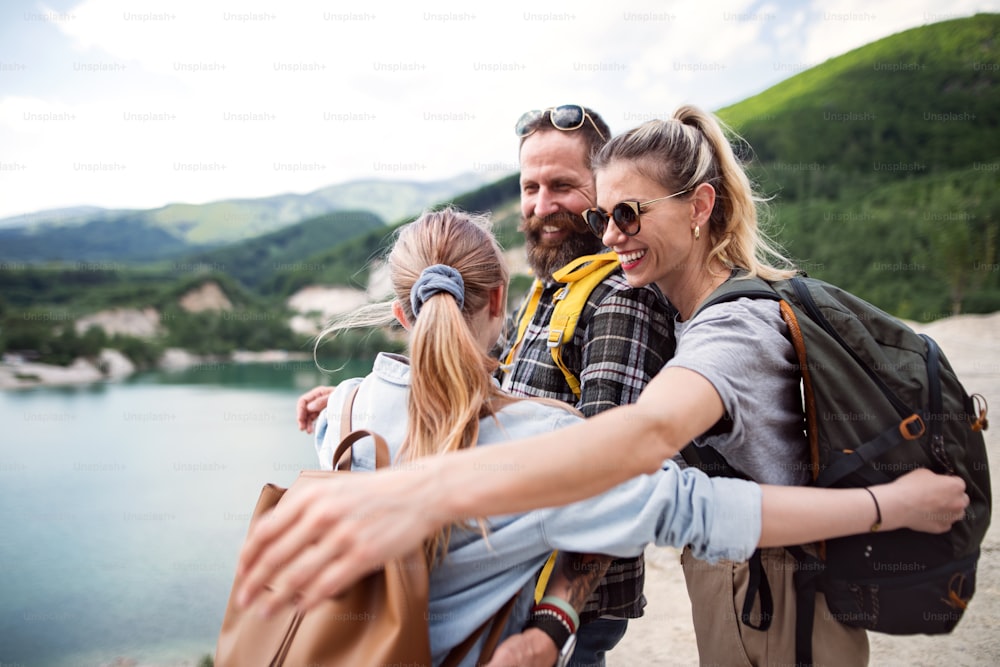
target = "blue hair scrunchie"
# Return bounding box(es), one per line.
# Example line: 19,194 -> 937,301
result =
410,264 -> 465,318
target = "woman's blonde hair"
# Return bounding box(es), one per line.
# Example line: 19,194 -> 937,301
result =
592,105 -> 795,281
317,207 -> 510,563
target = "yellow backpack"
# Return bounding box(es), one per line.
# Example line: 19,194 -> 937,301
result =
503,251 -> 621,399
502,251 -> 621,602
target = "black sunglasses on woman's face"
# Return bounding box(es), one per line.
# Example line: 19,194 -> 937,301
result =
582,188 -> 692,238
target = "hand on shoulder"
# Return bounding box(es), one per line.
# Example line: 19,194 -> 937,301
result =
296,385 -> 335,433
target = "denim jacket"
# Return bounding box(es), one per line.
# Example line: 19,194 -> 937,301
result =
315,352 -> 761,667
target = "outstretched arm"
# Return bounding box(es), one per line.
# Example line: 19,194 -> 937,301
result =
235,367 -> 969,615
235,461 -> 966,619
758,468 -> 967,546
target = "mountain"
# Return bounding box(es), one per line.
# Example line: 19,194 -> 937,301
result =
0,206 -> 106,230
176,209 -> 386,291
718,14 -> 999,189
265,174 -> 523,298
4,15 -> 999,371
0,172 -> 493,262
0,213 -> 195,263
717,13 -> 999,318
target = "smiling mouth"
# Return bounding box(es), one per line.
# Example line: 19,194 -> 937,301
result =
618,249 -> 646,268
539,225 -> 568,243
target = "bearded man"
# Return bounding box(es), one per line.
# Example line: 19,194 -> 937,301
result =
491,106 -> 675,667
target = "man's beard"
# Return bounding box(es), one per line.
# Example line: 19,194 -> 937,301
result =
521,211 -> 605,281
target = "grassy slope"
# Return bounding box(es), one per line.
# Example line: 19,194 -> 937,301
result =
713,14 -> 1000,317
718,14 -> 999,173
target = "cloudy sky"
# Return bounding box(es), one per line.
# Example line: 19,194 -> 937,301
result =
0,0 -> 995,221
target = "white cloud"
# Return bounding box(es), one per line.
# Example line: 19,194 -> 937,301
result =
0,0 -> 996,219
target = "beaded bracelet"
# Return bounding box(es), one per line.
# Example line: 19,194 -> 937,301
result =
536,595 -> 580,633
524,608 -> 573,648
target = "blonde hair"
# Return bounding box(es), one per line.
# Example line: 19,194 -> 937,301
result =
317,207 -> 510,563
593,105 -> 795,281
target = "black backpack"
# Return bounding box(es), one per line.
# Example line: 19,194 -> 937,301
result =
682,272 -> 991,667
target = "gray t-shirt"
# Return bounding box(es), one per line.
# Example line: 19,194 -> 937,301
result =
666,297 -> 809,485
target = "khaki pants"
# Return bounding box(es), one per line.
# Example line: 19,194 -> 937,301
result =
681,546 -> 869,667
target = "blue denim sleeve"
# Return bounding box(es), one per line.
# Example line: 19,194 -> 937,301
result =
313,406 -> 331,469
538,462 -> 761,564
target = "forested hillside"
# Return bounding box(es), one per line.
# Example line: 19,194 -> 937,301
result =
718,14 -> 999,318
2,15 -> 997,368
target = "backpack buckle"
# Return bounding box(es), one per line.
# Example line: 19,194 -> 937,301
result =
547,328 -> 565,348
900,414 -> 925,440
971,393 -> 989,432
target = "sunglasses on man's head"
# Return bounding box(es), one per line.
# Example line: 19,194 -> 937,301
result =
515,105 -> 607,141
582,189 -> 692,238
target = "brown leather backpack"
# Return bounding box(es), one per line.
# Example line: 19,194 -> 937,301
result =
216,388 -> 514,666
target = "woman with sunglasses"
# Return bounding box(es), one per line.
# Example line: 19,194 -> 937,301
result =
234,118 -> 970,667
579,106 -> 870,666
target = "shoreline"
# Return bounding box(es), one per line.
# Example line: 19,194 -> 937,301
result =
0,348 -> 312,390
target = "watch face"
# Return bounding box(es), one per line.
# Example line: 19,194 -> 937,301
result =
556,634 -> 577,667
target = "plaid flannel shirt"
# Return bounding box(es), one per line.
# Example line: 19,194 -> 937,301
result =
497,268 -> 676,620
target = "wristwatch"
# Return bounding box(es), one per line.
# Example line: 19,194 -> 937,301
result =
555,631 -> 577,667
525,610 -> 577,667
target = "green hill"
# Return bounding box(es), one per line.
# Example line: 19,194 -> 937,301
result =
716,14 -> 1000,317
4,15 -> 999,368
265,174 -> 522,297
145,174 -> 491,244
175,209 -> 385,290
719,13 -> 999,184
0,214 -> 197,262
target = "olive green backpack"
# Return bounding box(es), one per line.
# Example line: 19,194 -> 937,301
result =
683,271 -> 991,666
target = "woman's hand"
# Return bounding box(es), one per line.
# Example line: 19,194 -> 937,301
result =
760,466 -> 970,547
879,467 -> 969,533
234,466 -> 443,616
296,385 -> 334,433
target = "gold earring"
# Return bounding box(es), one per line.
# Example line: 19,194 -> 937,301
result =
694,225 -> 701,240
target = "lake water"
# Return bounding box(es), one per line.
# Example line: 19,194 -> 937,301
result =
0,359 -> 372,667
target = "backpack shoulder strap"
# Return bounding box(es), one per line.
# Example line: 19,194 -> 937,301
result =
440,594 -> 518,667
682,270 -> 786,469
332,384 -> 391,470
338,383 -> 360,441
548,251 -> 621,398
501,278 -> 545,373
693,270 -> 781,318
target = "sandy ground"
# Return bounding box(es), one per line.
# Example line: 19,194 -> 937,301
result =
609,312 -> 1000,666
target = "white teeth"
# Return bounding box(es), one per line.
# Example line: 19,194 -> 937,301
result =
542,225 -> 560,233
619,250 -> 645,264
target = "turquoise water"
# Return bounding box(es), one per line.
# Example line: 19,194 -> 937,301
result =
0,359 -> 370,666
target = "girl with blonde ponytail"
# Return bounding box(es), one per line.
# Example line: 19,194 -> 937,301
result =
315,207 -> 512,564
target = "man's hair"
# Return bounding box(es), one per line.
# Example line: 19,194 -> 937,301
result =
518,106 -> 611,162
